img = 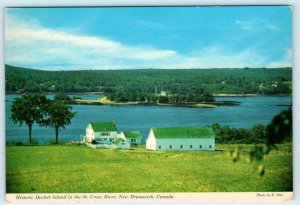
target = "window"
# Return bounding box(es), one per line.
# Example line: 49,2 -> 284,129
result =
158,145 -> 161,150
180,145 -> 183,149
122,139 -> 125,143
131,139 -> 136,143
200,145 -> 202,149
169,145 -> 172,149
190,145 -> 193,149
209,145 -> 212,149
103,138 -> 107,141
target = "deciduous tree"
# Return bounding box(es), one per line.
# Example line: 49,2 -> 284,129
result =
10,94 -> 49,144
44,100 -> 76,144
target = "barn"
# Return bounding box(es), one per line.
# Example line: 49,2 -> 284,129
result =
146,126 -> 215,151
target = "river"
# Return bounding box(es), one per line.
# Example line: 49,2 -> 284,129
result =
5,94 -> 292,143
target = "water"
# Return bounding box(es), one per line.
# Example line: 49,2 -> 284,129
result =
5,94 -> 292,143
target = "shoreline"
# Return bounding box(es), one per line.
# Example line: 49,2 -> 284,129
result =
212,93 -> 292,97
6,92 -> 291,108
5,91 -> 104,95
213,93 -> 258,97
5,91 -> 291,97
70,97 -> 240,108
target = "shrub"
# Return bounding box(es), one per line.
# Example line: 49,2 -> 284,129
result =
72,96 -> 83,100
30,139 -> 39,145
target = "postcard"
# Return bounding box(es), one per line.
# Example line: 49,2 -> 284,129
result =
4,6 -> 293,202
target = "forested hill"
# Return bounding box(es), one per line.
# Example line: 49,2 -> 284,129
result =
5,64 -> 292,95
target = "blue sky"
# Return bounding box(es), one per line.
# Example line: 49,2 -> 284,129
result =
5,6 -> 292,70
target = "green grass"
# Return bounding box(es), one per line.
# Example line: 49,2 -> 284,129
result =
6,144 -> 292,193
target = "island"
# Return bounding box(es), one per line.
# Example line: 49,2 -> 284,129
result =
69,96 -> 240,108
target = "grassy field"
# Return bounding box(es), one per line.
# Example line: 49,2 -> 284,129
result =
6,144 -> 292,193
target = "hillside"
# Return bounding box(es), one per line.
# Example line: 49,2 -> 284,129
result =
5,64 -> 292,95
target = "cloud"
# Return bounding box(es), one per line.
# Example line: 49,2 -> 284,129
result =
157,46 -> 268,69
5,12 -> 290,70
265,23 -> 279,32
135,20 -> 166,30
235,19 -> 279,32
5,13 -> 177,70
235,20 -> 253,30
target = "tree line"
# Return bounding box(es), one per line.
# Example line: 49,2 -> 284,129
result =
212,123 -> 266,144
108,91 -> 215,103
10,93 -> 76,144
212,108 -> 292,145
5,65 -> 292,96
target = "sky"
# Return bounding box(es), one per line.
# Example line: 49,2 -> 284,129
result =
5,6 -> 292,70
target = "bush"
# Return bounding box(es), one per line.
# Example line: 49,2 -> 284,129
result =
212,123 -> 266,144
131,143 -> 139,147
6,141 -> 23,146
47,140 -> 66,145
6,139 -> 39,146
91,139 -> 98,144
72,96 -> 83,100
54,93 -> 72,102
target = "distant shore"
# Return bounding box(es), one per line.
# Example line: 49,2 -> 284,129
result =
5,91 -> 291,97
5,91 -> 104,95
213,93 -> 258,97
212,93 -> 292,97
69,96 -> 240,108
5,92 -> 291,107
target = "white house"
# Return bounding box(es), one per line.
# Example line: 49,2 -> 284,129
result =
85,121 -> 117,144
84,122 -> 142,150
114,134 -> 130,149
146,126 -> 215,151
160,91 -> 167,96
113,131 -> 142,149
115,131 -> 142,149
114,131 -> 142,149
118,131 -> 142,145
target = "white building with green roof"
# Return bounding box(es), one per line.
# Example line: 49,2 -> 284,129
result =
118,131 -> 142,145
85,121 -> 117,143
146,126 -> 215,151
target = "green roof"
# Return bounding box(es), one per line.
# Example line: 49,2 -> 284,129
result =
152,126 -> 214,139
123,131 -> 142,139
90,122 -> 117,132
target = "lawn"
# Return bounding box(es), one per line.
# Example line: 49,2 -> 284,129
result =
6,144 -> 292,193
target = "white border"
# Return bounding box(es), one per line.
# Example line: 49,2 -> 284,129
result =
1,1 -> 299,205
4,192 -> 294,203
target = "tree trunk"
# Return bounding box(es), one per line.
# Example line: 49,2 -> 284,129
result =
29,124 -> 32,144
55,127 -> 59,144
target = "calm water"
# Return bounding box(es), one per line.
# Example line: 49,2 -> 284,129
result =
5,95 -> 292,143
